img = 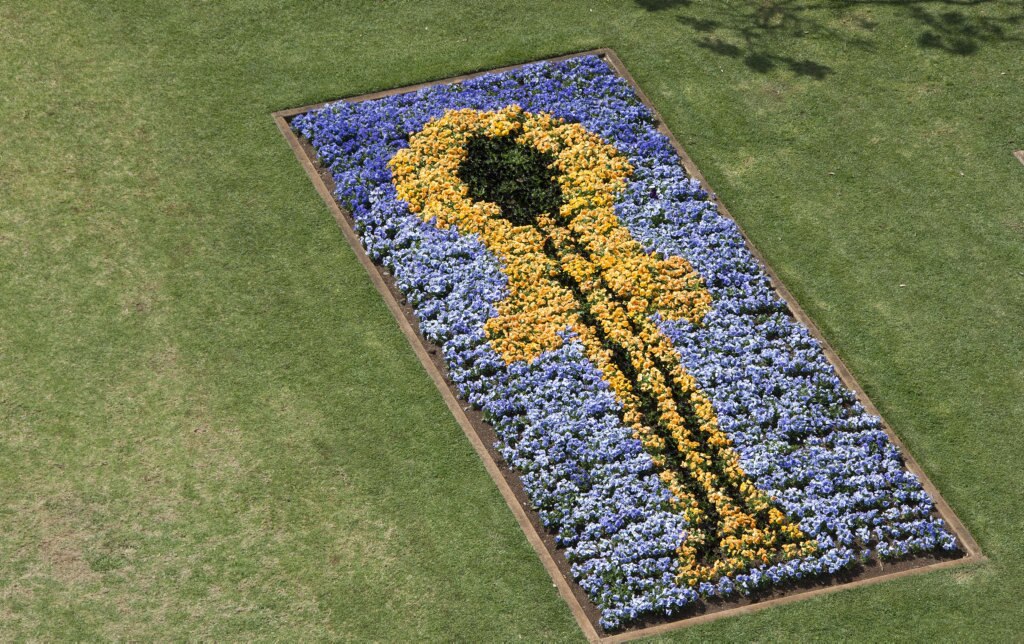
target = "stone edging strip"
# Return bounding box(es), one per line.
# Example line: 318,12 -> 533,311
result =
271,48 -> 984,643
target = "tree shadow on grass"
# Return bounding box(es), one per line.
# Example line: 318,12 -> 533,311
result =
907,2 -> 1023,55
634,0 -> 693,10
636,0 -> 1024,79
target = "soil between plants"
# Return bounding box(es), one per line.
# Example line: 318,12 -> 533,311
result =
287,128 -> 968,637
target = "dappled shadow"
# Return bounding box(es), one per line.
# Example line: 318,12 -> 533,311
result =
907,3 -> 1022,54
635,0 -> 1024,78
634,0 -> 692,10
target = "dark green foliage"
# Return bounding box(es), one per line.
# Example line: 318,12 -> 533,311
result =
457,134 -> 563,226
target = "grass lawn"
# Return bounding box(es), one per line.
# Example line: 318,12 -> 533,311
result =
1,0 -> 1021,639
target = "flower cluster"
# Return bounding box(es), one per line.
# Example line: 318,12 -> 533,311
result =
291,55 -> 958,629
389,105 -> 816,586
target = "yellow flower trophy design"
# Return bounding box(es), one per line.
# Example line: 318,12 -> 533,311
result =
390,106 -> 816,586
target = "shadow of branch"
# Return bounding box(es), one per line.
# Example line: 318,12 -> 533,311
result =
908,4 -> 1024,55
634,0 -> 693,10
636,0 -> 1024,79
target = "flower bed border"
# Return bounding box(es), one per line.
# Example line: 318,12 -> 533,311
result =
271,48 -> 983,642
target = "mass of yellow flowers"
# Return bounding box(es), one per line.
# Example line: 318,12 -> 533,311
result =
389,105 -> 816,585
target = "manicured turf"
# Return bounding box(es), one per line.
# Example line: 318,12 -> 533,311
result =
1,0 -> 1020,639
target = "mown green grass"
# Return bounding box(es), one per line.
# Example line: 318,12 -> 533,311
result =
1,0 -> 1021,639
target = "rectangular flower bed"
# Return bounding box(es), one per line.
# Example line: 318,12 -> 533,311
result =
275,50 -> 979,638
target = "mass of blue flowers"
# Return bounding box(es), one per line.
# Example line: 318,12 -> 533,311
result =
291,55 -> 958,629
